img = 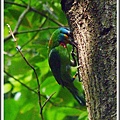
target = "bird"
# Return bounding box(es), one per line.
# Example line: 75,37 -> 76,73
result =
48,27 -> 86,106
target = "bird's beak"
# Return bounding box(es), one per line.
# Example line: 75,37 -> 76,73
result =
61,32 -> 78,48
68,40 -> 78,48
64,34 -> 78,48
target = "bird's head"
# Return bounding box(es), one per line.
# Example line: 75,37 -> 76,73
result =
48,27 -> 72,49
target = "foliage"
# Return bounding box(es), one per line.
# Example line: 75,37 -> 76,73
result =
4,0 -> 88,120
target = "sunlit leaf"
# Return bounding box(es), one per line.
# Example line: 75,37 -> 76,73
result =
4,83 -> 12,93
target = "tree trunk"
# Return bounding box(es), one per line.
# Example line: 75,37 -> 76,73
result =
61,0 -> 117,120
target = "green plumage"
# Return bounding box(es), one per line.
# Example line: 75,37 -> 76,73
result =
48,27 -> 86,106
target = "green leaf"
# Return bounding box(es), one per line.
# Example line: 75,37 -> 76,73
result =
41,76 -> 61,96
8,57 -> 31,75
4,83 -> 12,93
78,111 -> 88,120
20,103 -> 34,113
58,107 -> 82,116
4,99 -> 20,120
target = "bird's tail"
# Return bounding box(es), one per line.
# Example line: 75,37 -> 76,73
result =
66,84 -> 86,106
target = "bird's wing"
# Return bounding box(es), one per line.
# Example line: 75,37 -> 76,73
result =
48,49 -> 64,86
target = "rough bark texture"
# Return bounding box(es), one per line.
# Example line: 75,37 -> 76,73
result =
61,0 -> 116,120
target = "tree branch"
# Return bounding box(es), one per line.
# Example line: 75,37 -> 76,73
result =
4,4 -> 30,41
4,26 -> 59,41
40,92 -> 56,116
4,1 -> 64,42
12,26 -> 59,34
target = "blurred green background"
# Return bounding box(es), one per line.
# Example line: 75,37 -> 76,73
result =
4,0 -> 88,120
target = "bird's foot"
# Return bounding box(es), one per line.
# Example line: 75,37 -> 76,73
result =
71,72 -> 78,82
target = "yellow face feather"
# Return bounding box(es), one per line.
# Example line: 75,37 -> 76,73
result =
48,38 -> 53,46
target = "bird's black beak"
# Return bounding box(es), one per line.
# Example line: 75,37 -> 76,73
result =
68,40 -> 78,48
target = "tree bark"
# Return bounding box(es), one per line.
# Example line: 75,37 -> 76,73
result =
61,0 -> 117,120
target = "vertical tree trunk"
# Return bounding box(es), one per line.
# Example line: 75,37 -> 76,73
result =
61,0 -> 117,120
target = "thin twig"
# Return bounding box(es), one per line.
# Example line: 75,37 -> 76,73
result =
4,5 -> 30,41
4,70 -> 56,104
9,18 -> 48,57
4,26 -> 59,42
7,24 -> 43,120
40,92 -> 56,115
4,70 -> 37,94
14,5 -> 30,32
13,26 -> 59,34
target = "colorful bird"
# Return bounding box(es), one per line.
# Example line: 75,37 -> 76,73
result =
48,27 -> 86,106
